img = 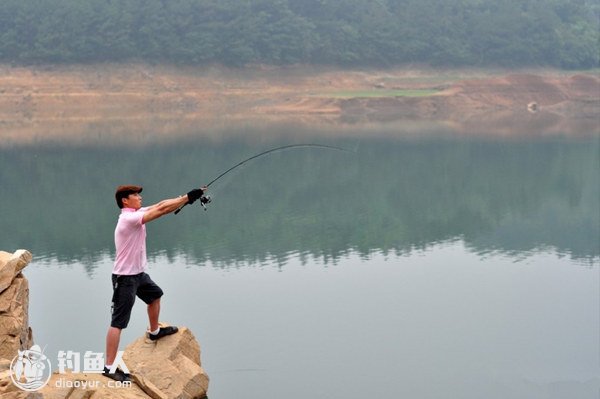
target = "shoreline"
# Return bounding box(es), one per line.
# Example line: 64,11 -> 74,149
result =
0,64 -> 598,144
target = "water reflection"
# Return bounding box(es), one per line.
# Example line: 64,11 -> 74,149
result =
25,247 -> 600,399
1,127 -> 598,267
4,126 -> 599,399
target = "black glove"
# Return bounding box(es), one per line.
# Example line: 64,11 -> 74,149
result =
187,188 -> 204,204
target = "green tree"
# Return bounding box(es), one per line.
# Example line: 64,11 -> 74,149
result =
0,0 -> 596,68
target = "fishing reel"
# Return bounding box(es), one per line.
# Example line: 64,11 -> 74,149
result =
174,193 -> 211,215
199,195 -> 211,211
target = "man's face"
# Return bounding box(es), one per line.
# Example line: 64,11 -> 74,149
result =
123,193 -> 142,209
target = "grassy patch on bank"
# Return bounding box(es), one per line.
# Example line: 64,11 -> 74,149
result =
315,89 -> 440,98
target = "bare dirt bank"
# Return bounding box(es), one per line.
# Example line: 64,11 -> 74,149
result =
0,64 -> 598,144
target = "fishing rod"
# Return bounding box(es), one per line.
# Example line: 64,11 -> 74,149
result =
175,143 -> 352,215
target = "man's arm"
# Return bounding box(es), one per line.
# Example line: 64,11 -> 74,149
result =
142,195 -> 190,224
142,187 -> 206,224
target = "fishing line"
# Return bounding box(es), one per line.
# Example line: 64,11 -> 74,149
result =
175,143 -> 353,214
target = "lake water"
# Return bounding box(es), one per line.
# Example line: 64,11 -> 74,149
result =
1,125 -> 599,398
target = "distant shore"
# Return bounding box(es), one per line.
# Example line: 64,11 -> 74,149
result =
1,64 -> 598,144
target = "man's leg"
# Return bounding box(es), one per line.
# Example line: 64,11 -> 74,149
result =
148,297 -> 160,332
147,297 -> 178,340
139,273 -> 177,340
105,326 -> 122,366
104,326 -> 130,382
105,274 -> 134,381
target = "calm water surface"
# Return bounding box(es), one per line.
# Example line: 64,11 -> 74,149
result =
1,126 -> 599,398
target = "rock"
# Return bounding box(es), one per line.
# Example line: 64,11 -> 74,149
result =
123,326 -> 209,399
0,250 -> 32,293
527,101 -> 538,113
0,250 -> 34,360
36,327 -> 209,398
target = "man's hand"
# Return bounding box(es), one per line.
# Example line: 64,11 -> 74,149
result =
187,186 -> 208,204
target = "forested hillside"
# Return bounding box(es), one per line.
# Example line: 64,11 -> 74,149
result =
0,0 -> 597,68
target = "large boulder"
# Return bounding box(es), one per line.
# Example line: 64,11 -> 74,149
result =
123,326 -> 210,399
34,327 -> 209,399
0,250 -> 34,360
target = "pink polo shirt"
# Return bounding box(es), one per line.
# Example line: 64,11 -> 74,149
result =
113,207 -> 149,275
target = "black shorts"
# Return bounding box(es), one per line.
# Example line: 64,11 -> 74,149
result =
110,272 -> 163,329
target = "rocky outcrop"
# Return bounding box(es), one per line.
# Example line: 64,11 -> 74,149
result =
0,250 -> 34,360
123,327 -> 209,399
0,249 -> 209,398
36,327 -> 209,399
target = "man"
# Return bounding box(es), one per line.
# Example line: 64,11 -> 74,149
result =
104,185 -> 206,382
